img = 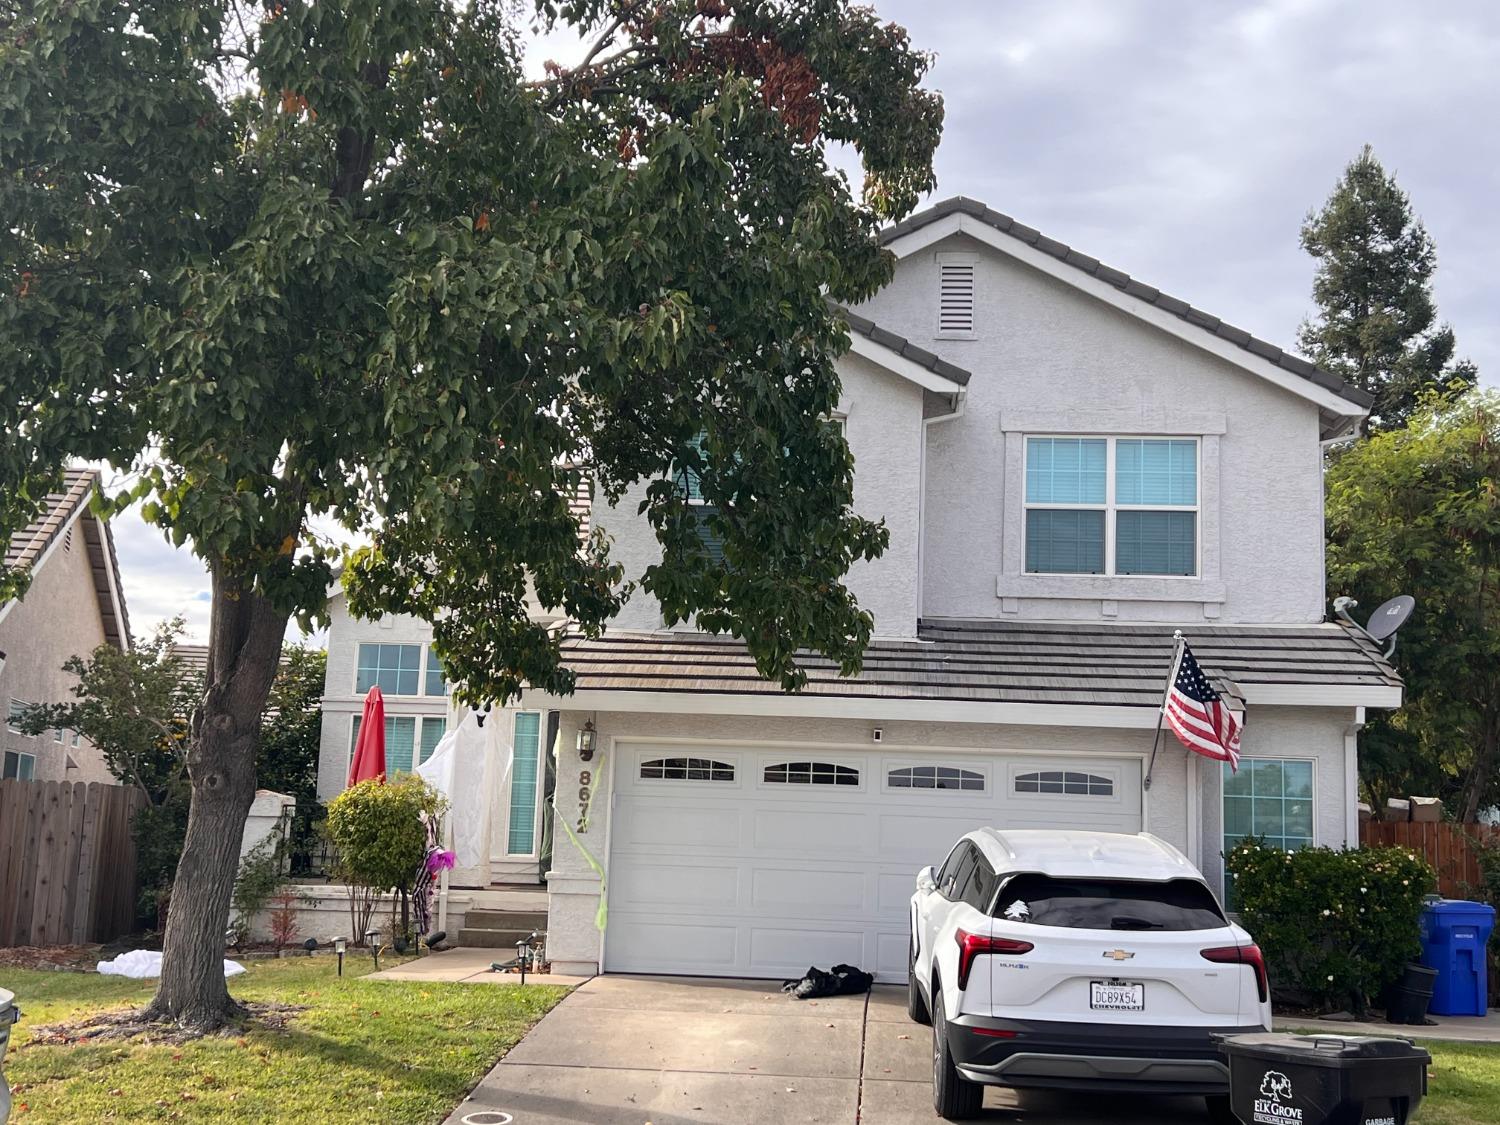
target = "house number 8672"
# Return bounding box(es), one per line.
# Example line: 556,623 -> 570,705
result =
577,769 -> 592,832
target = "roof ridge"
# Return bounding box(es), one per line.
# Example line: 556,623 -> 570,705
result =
879,196 -> 1370,411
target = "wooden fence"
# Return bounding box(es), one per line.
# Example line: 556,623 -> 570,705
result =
1360,820 -> 1500,898
0,779 -> 144,947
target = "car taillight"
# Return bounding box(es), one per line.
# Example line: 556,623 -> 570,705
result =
955,929 -> 1033,990
1201,943 -> 1269,1003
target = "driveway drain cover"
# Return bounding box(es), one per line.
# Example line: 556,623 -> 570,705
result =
460,1113 -> 514,1125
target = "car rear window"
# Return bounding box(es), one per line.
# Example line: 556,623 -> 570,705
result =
993,875 -> 1227,931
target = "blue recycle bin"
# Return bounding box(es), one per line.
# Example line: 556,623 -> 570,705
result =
1417,899 -> 1496,1016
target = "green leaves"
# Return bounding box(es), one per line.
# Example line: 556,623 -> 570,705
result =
1,0 -> 941,706
1300,145 -> 1476,435
1226,839 -> 1435,1014
1328,390 -> 1500,820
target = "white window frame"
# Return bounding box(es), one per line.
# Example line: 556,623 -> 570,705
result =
882,761 -> 989,794
3,749 -> 36,780
1022,434 -> 1201,578
935,251 -> 977,339
635,751 -> 741,788
7,698 -> 29,735
347,712 -> 429,778
353,642 -> 449,698
757,757 -> 865,792
1011,768 -> 1117,798
1222,755 -> 1318,850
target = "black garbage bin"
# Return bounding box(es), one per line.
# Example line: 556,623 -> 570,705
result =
1218,1033 -> 1430,1125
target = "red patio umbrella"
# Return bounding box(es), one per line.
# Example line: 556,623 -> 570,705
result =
347,686 -> 387,787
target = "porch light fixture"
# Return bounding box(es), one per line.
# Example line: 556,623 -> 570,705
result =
576,720 -> 597,761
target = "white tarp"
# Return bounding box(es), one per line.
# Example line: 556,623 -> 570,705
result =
97,949 -> 245,979
414,710 -> 494,870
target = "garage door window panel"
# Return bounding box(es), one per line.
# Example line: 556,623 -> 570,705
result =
1013,769 -> 1115,797
763,761 -> 860,787
887,764 -> 986,792
640,756 -> 736,782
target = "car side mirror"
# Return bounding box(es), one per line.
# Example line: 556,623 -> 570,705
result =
916,865 -> 937,894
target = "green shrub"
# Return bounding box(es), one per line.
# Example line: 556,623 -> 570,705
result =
229,836 -> 287,944
1226,840 -> 1435,1014
325,776 -> 446,943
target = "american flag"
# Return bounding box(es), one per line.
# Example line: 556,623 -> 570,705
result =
1164,641 -> 1242,769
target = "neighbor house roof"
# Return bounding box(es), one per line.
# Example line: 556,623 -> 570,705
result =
2,467 -> 130,650
552,618 -> 1400,713
879,197 -> 1371,421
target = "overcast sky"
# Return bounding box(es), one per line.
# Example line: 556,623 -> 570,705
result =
114,0 -> 1499,644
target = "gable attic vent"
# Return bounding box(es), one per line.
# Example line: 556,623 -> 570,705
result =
937,254 -> 975,337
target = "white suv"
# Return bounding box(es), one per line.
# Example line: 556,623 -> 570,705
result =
908,829 -> 1270,1121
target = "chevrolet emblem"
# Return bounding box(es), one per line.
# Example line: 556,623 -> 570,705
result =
1102,949 -> 1135,961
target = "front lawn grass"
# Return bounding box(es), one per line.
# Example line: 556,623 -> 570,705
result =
1418,1041 -> 1500,1124
3,955 -> 568,1123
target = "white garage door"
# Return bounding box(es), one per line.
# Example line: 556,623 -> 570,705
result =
603,746 -> 1143,982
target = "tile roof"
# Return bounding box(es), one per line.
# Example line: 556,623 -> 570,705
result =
3,468 -> 129,650
880,197 -> 1371,411
558,618 -> 1399,708
833,305 -> 972,386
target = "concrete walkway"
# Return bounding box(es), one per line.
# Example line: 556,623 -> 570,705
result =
444,977 -> 1225,1124
366,946 -> 593,988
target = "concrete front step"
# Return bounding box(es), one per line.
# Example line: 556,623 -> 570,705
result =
465,909 -> 547,930
457,926 -> 548,950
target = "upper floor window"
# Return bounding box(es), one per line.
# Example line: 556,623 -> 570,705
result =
356,643 -> 446,696
7,698 -> 29,735
425,649 -> 448,696
673,430 -> 725,562
936,252 -> 976,337
1024,436 -> 1198,576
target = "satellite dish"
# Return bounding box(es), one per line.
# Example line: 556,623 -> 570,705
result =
1366,595 -> 1415,642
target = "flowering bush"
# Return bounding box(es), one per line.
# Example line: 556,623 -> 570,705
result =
1225,840 -> 1435,1014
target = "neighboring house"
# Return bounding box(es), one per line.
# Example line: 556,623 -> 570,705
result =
1,468 -> 131,785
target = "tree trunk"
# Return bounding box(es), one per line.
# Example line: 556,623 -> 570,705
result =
143,567 -> 290,1030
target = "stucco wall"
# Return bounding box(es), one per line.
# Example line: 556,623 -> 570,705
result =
541,702 -> 1361,974
0,514 -> 115,784
593,350 -> 929,638
855,233 -> 1329,625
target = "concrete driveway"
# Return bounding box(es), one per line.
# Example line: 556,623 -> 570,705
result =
445,975 -> 1218,1124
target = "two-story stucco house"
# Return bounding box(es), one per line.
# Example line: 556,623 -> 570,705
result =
1,467 -> 131,784
311,197 -> 1401,978
515,198 -> 1400,981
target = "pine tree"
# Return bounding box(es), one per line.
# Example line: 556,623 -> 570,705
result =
1299,145 -> 1475,436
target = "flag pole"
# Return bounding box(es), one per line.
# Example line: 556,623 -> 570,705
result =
1143,630 -> 1185,791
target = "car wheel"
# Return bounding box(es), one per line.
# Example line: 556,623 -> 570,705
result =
931,984 -> 982,1120
1204,1094 -> 1238,1124
907,936 -> 931,1024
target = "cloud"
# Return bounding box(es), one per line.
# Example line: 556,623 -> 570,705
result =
874,0 -> 1499,376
